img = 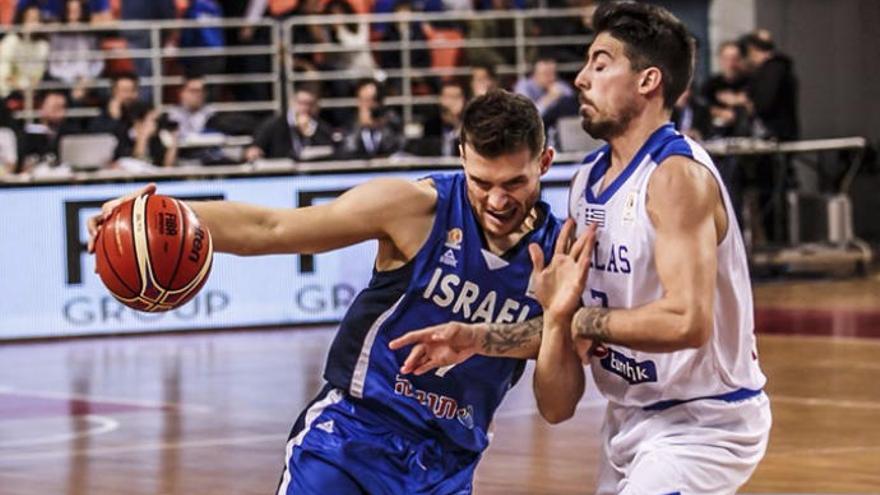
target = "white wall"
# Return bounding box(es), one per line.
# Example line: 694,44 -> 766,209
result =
708,0 -> 756,73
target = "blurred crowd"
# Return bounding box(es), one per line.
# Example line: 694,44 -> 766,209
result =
0,0 -> 798,178
673,28 -> 799,143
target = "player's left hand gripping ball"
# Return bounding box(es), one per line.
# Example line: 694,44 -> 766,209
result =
94,194 -> 213,312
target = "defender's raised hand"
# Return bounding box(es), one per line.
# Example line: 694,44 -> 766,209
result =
528,219 -> 598,320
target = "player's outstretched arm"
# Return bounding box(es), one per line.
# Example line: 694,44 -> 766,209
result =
388,317 -> 545,376
186,178 -> 435,255
87,179 -> 436,257
569,156 -> 721,352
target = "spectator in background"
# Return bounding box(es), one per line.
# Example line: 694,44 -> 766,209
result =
741,32 -> 799,141
340,79 -> 404,159
180,0 -> 226,78
323,0 -> 376,77
0,99 -> 17,173
702,40 -> 750,138
166,75 -> 215,143
412,78 -> 466,157
88,72 -> 139,133
245,85 -> 340,162
514,57 -> 576,129
441,0 -> 471,11
671,84 -> 711,141
232,0 -> 278,102
527,0 -> 594,65
0,4 -> 49,98
467,0 -> 517,67
13,0 -> 110,23
113,100 -> 178,168
121,0 -> 175,103
47,0 -> 103,85
469,63 -> 498,97
375,1 -> 431,72
19,91 -> 78,169
243,0 -> 302,25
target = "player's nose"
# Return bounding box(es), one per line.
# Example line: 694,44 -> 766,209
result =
575,65 -> 591,90
486,189 -> 511,211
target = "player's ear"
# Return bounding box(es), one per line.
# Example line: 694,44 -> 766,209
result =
638,67 -> 662,97
539,147 -> 554,175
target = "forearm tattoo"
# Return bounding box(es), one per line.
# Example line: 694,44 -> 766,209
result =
574,307 -> 612,342
482,316 -> 543,355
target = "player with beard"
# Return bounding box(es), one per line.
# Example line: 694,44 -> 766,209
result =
390,2 -> 771,493
87,90 -> 567,494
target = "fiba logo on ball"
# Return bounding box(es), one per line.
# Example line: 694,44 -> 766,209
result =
94,194 -> 213,313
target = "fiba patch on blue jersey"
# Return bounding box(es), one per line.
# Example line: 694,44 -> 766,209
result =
599,348 -> 658,384
445,228 -> 463,249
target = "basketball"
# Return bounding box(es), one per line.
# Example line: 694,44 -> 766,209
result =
94,194 -> 213,312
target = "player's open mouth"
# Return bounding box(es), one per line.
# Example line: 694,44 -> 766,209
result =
486,209 -> 515,223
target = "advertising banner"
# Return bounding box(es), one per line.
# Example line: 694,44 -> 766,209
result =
0,166 -> 579,339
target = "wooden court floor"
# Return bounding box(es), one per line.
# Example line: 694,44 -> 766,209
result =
1,276 -> 879,494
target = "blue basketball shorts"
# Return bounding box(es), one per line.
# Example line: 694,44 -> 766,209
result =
276,384 -> 479,495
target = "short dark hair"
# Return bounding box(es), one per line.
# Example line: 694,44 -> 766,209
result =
470,63 -> 497,80
121,100 -> 153,125
62,0 -> 90,23
741,33 -> 775,53
112,72 -> 139,88
13,3 -> 40,25
182,74 -> 204,85
592,1 -> 696,109
354,78 -> 384,103
460,89 -> 544,159
41,91 -> 67,104
440,78 -> 469,99
293,82 -> 321,98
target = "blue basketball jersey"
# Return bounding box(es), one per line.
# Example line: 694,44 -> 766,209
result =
323,173 -> 562,454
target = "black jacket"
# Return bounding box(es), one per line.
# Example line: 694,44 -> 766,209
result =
748,54 -> 799,140
253,114 -> 339,161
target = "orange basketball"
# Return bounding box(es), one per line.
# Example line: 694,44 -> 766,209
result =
95,194 -> 213,312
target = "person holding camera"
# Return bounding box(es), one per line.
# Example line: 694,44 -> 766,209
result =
340,79 -> 405,160
244,85 -> 340,163
113,100 -> 179,168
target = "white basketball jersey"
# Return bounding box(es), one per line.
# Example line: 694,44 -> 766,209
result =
569,123 -> 766,409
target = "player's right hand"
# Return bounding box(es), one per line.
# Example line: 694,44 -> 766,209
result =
388,322 -> 481,376
86,183 -> 157,254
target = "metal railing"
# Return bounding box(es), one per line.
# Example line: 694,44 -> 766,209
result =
0,17 -> 281,121
283,8 -> 592,127
0,8 -> 593,126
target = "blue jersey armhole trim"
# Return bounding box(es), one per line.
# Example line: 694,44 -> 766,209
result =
642,387 -> 763,412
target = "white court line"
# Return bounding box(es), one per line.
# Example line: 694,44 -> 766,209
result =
0,433 -> 280,463
0,415 -> 119,448
0,386 -> 213,414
